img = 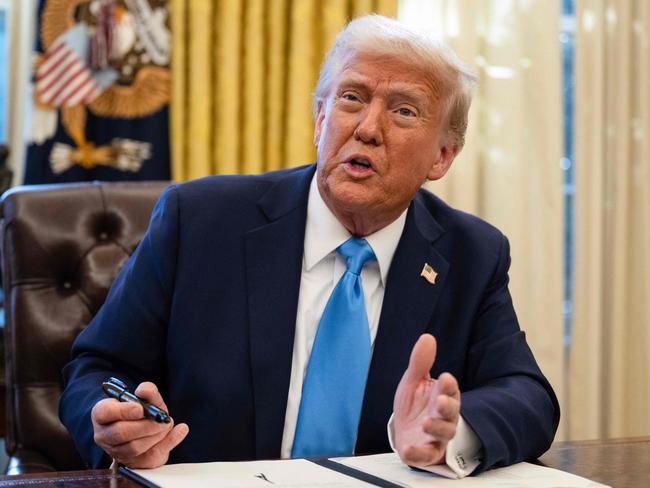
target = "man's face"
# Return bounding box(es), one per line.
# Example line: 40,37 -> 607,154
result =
314,52 -> 458,234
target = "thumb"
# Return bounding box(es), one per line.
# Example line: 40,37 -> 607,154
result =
402,334 -> 437,386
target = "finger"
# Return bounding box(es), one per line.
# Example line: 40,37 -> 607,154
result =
400,443 -> 444,467
95,416 -> 172,447
129,423 -> 190,469
109,426 -> 171,460
437,372 -> 460,400
423,417 -> 457,441
434,395 -> 460,421
153,423 -> 189,455
92,398 -> 144,425
134,382 -> 169,411
402,334 -> 437,386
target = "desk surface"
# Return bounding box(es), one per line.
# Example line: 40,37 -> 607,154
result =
538,436 -> 650,487
0,437 -> 647,487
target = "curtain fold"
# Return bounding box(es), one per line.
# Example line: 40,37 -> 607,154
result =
399,0 -> 566,438
569,0 -> 650,440
7,0 -> 38,185
170,0 -> 396,180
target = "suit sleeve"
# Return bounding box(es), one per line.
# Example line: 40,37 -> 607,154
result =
59,185 -> 180,468
460,234 -> 560,474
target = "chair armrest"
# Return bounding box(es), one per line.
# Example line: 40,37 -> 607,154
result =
5,449 -> 57,475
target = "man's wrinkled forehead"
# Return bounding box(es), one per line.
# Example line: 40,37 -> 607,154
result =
333,50 -> 446,102
336,70 -> 433,107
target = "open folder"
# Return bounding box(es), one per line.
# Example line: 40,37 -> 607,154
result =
121,452 -> 609,488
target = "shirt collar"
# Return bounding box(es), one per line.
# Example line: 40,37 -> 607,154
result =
303,174 -> 407,287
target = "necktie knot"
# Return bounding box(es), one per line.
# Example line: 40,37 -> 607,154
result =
337,238 -> 376,275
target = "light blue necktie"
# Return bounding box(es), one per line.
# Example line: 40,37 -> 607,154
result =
292,238 -> 376,458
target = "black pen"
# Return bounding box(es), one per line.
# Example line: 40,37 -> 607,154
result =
102,377 -> 171,423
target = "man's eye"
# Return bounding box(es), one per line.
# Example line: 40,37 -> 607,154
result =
342,93 -> 360,102
398,107 -> 415,117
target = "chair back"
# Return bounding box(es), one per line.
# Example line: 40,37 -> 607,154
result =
0,181 -> 167,473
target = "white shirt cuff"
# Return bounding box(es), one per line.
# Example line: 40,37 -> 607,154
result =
387,413 -> 483,479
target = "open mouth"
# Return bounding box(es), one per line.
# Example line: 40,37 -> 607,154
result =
350,158 -> 371,169
346,157 -> 374,171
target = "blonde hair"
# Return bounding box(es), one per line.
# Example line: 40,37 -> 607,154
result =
314,15 -> 476,147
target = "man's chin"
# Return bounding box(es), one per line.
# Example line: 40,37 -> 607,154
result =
321,182 -> 376,212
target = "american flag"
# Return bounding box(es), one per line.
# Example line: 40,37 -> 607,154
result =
420,263 -> 438,285
35,27 -> 101,107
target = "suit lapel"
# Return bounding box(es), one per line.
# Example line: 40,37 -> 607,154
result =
357,195 -> 450,452
245,166 -> 315,459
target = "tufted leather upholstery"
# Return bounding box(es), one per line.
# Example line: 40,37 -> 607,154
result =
0,181 -> 168,474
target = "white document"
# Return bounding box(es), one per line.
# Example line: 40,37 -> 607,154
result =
333,453 -> 611,488
129,458 -> 376,488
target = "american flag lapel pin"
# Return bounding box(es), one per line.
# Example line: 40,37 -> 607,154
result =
420,263 -> 437,285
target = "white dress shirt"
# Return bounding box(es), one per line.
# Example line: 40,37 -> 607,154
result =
280,175 -> 482,479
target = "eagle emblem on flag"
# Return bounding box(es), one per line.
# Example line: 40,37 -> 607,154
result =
30,0 -> 170,176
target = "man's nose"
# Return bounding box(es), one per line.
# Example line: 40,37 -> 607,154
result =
354,102 -> 384,145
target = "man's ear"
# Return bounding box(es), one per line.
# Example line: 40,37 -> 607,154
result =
427,139 -> 460,181
313,100 -> 326,146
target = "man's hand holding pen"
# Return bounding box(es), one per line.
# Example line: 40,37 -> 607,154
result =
91,382 -> 189,468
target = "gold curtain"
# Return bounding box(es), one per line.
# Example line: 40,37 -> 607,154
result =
569,0 -> 650,440
399,0 -> 566,437
169,0 -> 396,181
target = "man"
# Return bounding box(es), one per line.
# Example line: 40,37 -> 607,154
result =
60,15 -> 559,479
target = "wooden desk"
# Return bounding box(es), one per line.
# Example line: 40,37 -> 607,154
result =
538,436 -> 650,488
0,469 -> 138,487
0,437 -> 647,487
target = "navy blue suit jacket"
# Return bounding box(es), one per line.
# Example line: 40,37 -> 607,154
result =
60,164 -> 559,472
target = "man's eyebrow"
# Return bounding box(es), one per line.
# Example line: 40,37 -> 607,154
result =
337,75 -> 372,90
388,86 -> 430,104
337,74 -> 431,103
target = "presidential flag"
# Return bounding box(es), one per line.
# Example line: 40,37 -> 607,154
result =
25,0 -> 171,183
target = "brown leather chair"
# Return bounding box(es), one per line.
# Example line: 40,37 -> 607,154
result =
0,181 -> 168,474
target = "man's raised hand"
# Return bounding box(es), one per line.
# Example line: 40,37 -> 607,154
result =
393,334 -> 461,467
